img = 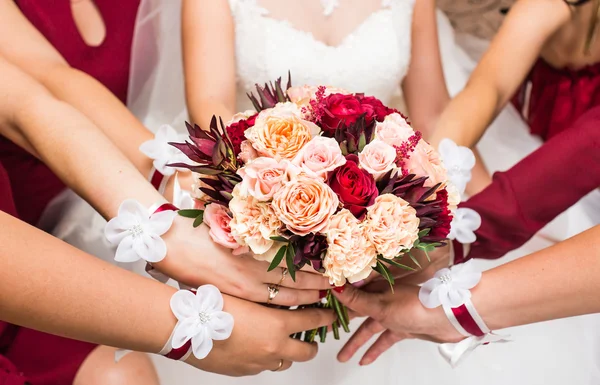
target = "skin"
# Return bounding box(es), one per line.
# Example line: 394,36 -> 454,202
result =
333,225 -> 600,366
0,211 -> 336,376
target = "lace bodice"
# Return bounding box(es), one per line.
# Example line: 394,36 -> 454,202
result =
228,0 -> 416,111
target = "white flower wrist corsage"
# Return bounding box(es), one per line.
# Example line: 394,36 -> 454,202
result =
115,285 -> 233,363
104,199 -> 179,263
419,260 -> 511,367
140,124 -> 190,194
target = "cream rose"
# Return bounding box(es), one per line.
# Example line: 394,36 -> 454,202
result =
375,113 -> 414,148
229,186 -> 283,260
190,172 -> 213,205
245,103 -> 319,160
405,140 -> 448,188
358,140 -> 398,180
292,136 -> 346,180
322,209 -> 377,287
365,194 -> 420,258
272,175 -> 339,236
238,140 -> 259,164
446,182 -> 461,213
237,157 -> 299,201
226,109 -> 256,126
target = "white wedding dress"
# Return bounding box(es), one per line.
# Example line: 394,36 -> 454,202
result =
41,0 -> 599,383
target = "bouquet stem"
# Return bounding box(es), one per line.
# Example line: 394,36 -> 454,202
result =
293,289 -> 350,342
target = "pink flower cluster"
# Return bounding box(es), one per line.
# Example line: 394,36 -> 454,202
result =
189,84 -> 455,287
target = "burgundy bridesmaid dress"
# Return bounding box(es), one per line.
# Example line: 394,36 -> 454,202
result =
0,1 -> 140,383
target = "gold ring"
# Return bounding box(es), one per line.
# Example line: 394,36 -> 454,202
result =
278,268 -> 288,286
266,285 -> 279,305
271,359 -> 284,372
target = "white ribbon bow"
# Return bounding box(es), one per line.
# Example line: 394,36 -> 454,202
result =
419,260 -> 481,309
438,138 -> 476,196
105,199 -> 177,263
448,207 -> 482,244
171,285 -> 234,359
439,332 -> 512,368
139,124 -> 191,176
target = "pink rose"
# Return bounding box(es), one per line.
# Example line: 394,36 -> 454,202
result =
405,140 -> 448,188
272,175 -> 339,236
203,203 -> 247,255
322,209 -> 377,287
365,194 -> 420,258
239,140 -> 259,164
237,157 -> 299,201
375,113 -> 415,148
358,140 -> 398,180
292,136 -> 346,180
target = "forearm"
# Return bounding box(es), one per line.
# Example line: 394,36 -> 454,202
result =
0,211 -> 176,353
430,80 -> 499,149
187,97 -> 234,133
15,91 -> 163,218
473,226 -> 600,330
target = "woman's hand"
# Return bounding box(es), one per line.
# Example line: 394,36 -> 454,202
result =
157,216 -> 332,306
190,296 -> 336,376
333,284 -> 462,366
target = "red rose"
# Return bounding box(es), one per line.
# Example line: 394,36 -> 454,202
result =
226,114 -> 257,155
321,94 -> 364,134
358,96 -> 397,122
328,155 -> 378,219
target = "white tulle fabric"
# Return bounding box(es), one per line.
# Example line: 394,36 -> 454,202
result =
170,285 -> 235,359
418,260 -> 481,309
104,199 -> 177,263
127,0 -> 416,132
139,125 -> 191,175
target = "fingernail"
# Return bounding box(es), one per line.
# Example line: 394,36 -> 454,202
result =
352,280 -> 365,288
333,285 -> 346,294
319,290 -> 328,299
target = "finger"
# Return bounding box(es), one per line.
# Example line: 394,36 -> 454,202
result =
263,268 -> 331,290
267,359 -> 292,373
333,284 -> 386,320
337,317 -> 384,363
267,286 -> 323,306
360,330 -> 405,366
360,279 -> 393,294
283,307 -> 336,333
280,339 -> 319,363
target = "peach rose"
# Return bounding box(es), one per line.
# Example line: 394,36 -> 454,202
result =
358,140 -> 398,180
203,203 -> 248,255
229,186 -> 282,260
322,209 -> 377,286
226,109 -> 257,126
365,194 -> 420,258
238,140 -> 259,164
405,140 -> 448,188
292,136 -> 346,180
245,103 -> 319,160
272,175 -> 339,236
375,113 -> 414,148
237,157 -> 300,201
287,85 -> 350,106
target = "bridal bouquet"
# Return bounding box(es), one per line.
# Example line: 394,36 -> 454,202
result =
169,77 -> 459,341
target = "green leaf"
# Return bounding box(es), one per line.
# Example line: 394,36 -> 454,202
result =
192,211 -> 205,228
286,244 -> 297,281
418,228 -> 431,238
373,261 -> 395,291
268,245 -> 287,272
178,209 -> 204,219
378,256 -> 416,271
408,253 -> 422,269
270,236 -> 290,243
358,132 -> 367,152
